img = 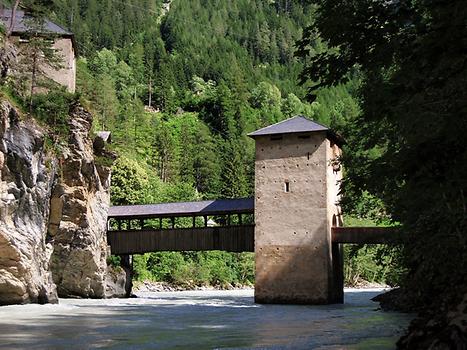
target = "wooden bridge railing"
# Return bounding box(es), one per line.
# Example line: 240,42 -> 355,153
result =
107,225 -> 255,254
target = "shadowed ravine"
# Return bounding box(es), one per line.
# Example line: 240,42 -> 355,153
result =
0,289 -> 411,349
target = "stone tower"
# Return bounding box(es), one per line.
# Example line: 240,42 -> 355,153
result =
248,115 -> 344,304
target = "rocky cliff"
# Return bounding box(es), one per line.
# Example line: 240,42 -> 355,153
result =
0,100 -> 57,304
48,103 -> 116,298
0,98 -> 127,305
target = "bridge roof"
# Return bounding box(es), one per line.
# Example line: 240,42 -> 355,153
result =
108,198 -> 254,219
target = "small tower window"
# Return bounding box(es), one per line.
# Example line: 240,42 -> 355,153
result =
284,181 -> 290,193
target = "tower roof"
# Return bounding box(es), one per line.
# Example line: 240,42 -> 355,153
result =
248,115 -> 344,145
247,115 -> 328,137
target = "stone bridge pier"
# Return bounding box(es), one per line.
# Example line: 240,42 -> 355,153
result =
248,116 -> 344,304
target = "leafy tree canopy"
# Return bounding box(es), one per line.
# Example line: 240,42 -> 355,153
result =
297,0 -> 467,308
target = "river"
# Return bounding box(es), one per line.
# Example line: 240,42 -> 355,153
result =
0,288 -> 411,349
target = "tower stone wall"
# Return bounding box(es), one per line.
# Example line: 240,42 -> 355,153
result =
253,129 -> 343,304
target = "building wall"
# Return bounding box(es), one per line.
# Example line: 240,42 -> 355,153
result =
254,131 -> 334,304
43,37 -> 76,93
9,35 -> 76,93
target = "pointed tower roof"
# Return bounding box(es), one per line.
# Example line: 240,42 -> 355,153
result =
248,115 -> 328,137
248,115 -> 344,145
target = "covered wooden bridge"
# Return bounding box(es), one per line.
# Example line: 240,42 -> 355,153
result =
107,198 -> 255,254
107,197 -> 398,255
106,116 -> 403,305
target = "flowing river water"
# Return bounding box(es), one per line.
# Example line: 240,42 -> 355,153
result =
0,288 -> 411,349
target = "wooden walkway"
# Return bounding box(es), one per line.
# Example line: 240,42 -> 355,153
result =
331,227 -> 400,244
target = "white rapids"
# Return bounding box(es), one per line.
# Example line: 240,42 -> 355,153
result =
0,288 -> 411,349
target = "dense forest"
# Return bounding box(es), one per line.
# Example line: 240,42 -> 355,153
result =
47,0 -> 394,288
1,0 -> 399,287
297,0 -> 467,347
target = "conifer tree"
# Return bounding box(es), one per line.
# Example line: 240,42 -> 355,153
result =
13,5 -> 62,109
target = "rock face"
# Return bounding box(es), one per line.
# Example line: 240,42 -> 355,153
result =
0,101 -> 58,305
0,99 -> 128,305
105,265 -> 132,298
49,104 -> 113,298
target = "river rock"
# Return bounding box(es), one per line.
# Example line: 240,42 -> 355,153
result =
397,288 -> 467,349
0,101 -> 58,305
105,265 -> 132,298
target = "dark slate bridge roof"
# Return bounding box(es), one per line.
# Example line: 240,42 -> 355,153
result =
108,198 -> 254,220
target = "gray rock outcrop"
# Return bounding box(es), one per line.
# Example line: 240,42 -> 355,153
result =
0,98 -> 128,305
0,101 -> 58,305
49,104 -> 112,298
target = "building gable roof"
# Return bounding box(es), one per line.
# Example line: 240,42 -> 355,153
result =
248,115 -> 344,145
0,9 -> 72,36
247,115 -> 328,137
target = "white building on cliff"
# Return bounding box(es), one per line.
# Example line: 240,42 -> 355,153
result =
0,8 -> 76,93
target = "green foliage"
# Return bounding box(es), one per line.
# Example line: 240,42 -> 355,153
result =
31,90 -> 77,135
110,156 -> 149,205
133,251 -> 255,288
298,0 -> 467,308
343,216 -> 406,287
107,255 -> 121,268
344,245 -> 405,287
45,0 -> 404,288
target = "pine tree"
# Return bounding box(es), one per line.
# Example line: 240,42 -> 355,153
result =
14,13 -> 63,109
220,139 -> 248,198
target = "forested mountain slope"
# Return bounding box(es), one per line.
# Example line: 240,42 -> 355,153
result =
50,0 -> 358,202
45,0 -> 371,287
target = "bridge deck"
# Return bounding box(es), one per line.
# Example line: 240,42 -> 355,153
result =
108,225 -> 255,254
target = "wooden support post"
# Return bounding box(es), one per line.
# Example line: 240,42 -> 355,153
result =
171,217 -> 175,229
204,215 -> 208,227
159,217 -> 162,229
192,216 -> 196,228
127,220 -> 131,230
140,219 -> 144,229
118,219 -> 122,231
227,214 -> 231,226
238,214 -> 242,226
